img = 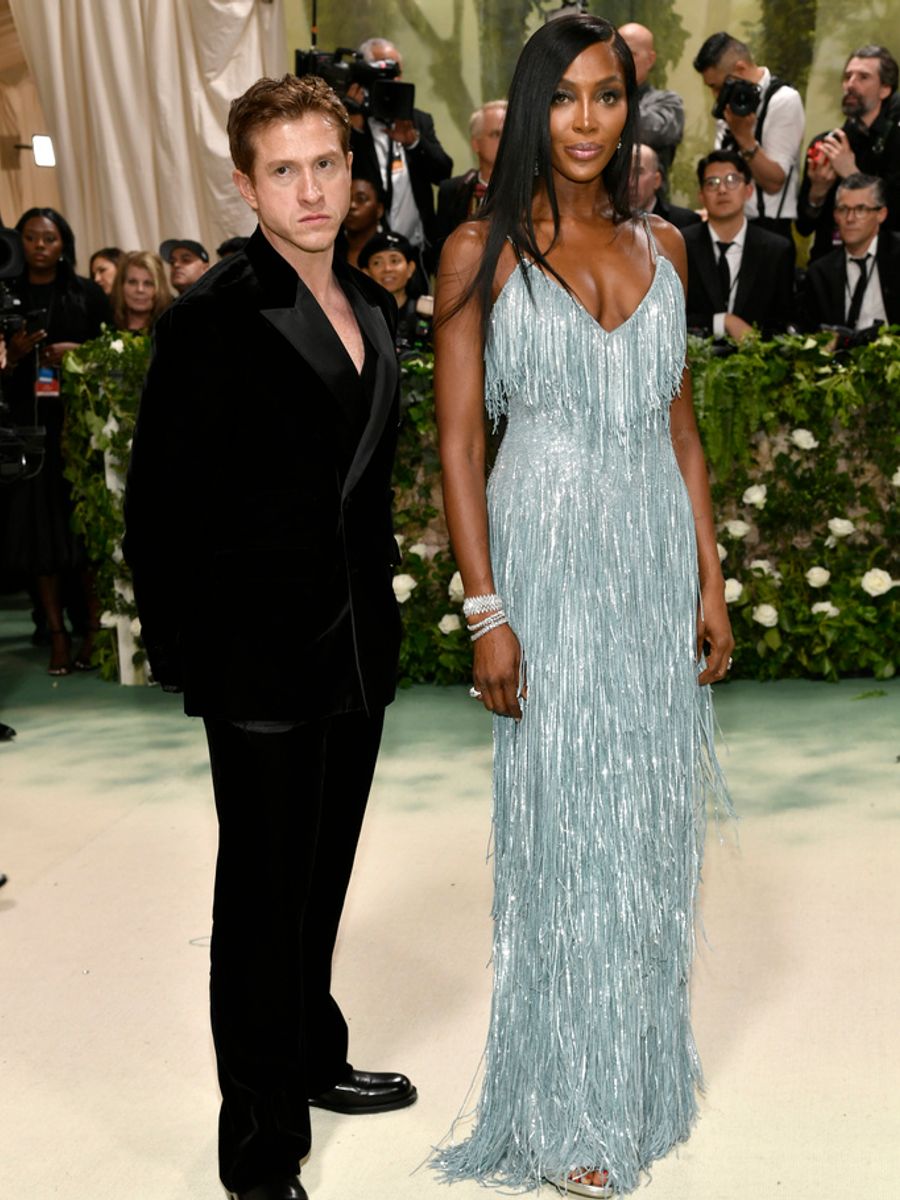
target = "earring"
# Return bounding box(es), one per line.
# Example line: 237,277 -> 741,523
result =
616,139 -> 622,151
533,158 -> 540,176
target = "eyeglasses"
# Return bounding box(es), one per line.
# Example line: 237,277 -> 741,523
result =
701,173 -> 746,191
834,203 -> 883,217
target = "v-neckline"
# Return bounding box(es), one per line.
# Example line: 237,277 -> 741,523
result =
494,253 -> 666,337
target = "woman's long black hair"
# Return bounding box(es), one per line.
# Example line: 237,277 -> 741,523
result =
15,207 -> 78,284
445,14 -> 638,337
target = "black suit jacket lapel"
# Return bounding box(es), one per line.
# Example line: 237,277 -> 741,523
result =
734,226 -> 763,319
694,230 -> 725,311
340,270 -> 398,499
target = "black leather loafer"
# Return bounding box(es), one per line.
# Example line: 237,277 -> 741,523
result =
309,1067 -> 418,1114
228,1176 -> 307,1200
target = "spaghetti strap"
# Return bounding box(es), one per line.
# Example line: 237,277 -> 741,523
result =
641,212 -> 659,266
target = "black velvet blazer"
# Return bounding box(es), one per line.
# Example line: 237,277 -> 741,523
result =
123,228 -> 402,722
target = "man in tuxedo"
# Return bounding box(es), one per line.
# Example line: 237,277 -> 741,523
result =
799,173 -> 900,332
684,149 -> 795,340
124,74 -> 414,1200
349,36 -> 452,269
434,99 -> 507,259
797,45 -> 900,260
632,143 -> 701,230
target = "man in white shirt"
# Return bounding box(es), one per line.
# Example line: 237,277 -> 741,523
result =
693,31 -> 805,241
683,150 -> 795,340
800,173 -> 900,332
348,37 -> 452,270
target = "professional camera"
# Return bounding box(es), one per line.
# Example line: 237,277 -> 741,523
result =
294,46 -> 415,124
712,76 -> 762,120
0,224 -> 45,484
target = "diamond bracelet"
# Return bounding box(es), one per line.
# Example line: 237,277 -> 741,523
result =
462,592 -> 503,617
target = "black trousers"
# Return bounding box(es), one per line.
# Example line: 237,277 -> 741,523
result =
204,708 -> 385,1193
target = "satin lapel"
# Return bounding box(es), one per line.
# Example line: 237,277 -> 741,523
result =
261,283 -> 355,405
341,281 -> 398,499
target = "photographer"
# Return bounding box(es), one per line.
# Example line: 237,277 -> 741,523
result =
797,46 -> 900,261
347,37 -> 452,272
694,31 -> 804,241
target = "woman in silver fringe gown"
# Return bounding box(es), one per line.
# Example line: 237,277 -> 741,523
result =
432,14 -> 734,1198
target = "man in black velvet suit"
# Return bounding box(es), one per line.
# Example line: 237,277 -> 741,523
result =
124,75 -> 414,1200
684,149 -> 795,340
799,173 -> 900,332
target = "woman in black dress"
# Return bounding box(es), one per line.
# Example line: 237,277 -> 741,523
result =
2,208 -> 111,673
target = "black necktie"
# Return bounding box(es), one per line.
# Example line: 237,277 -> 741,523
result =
716,241 -> 733,308
846,254 -> 871,328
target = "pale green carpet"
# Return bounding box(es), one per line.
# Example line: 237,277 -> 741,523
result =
1,596 -> 898,1199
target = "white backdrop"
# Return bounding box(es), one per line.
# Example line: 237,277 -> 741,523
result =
9,0 -> 286,266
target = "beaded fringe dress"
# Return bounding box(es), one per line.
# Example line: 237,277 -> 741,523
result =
434,227 -> 731,1195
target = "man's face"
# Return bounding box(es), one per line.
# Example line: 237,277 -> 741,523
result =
842,56 -> 890,119
169,249 -> 207,293
471,106 -> 505,172
234,113 -> 352,262
701,57 -> 746,100
369,40 -> 403,76
619,29 -> 655,87
834,184 -> 887,254
633,145 -> 662,210
700,162 -> 752,222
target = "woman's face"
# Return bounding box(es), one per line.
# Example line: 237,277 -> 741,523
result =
365,249 -> 415,299
21,216 -> 64,272
123,265 -> 156,316
91,256 -> 117,294
345,179 -> 383,233
548,40 -> 628,185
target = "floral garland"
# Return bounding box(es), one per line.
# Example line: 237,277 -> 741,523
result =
61,329 -> 899,687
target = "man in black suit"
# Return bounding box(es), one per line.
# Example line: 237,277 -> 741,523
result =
632,143 -> 701,230
684,149 -> 795,340
435,99 -> 507,258
349,37 -> 452,269
124,75 -> 414,1200
799,172 -> 900,331
797,46 -> 900,261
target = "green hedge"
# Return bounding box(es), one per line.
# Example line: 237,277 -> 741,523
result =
61,328 -> 899,685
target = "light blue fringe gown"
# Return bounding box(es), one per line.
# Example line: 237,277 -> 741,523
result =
435,226 -> 731,1195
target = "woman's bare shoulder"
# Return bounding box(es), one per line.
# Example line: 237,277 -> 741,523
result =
644,213 -> 687,285
439,219 -> 518,301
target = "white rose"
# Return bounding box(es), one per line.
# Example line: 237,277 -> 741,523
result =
723,578 -> 743,604
438,613 -> 462,635
742,484 -> 767,509
752,603 -> 779,628
407,542 -> 428,558
394,534 -> 405,550
860,568 -> 894,597
447,570 -> 465,604
716,542 -> 727,562
892,467 -> 900,487
790,428 -> 819,450
99,611 -> 117,628
827,517 -> 855,538
805,566 -> 831,588
129,617 -> 142,637
811,601 -> 840,618
392,573 -> 417,604
725,519 -> 751,538
109,338 -> 124,354
749,558 -> 774,575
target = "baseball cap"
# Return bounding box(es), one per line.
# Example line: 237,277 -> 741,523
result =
357,231 -> 416,269
160,238 -> 210,263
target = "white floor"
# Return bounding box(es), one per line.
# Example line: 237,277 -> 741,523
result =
1,668 -> 899,1200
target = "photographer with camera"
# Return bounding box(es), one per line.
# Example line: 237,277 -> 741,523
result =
693,32 -> 804,241
346,37 -> 452,273
797,46 -> 900,261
